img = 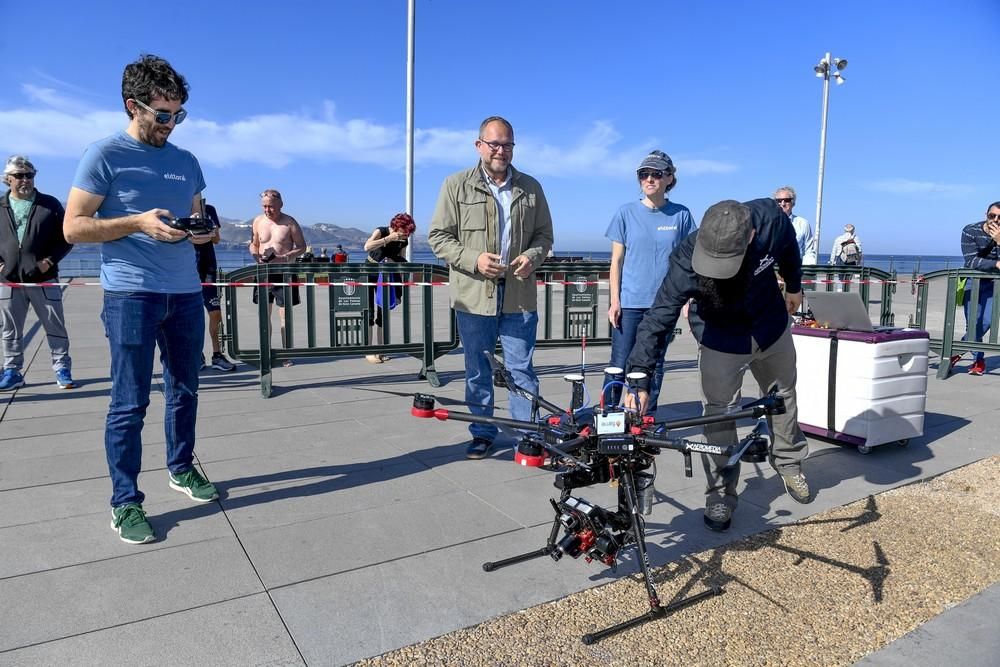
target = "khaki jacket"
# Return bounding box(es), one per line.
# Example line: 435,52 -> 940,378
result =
428,164 -> 554,315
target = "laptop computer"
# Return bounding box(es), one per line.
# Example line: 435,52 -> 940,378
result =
804,291 -> 874,332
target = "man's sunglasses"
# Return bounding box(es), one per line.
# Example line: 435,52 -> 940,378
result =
132,98 -> 187,125
775,197 -> 794,204
988,213 -> 1000,222
9,172 -> 35,180
637,170 -> 664,180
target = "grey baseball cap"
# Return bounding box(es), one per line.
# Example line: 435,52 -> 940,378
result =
692,200 -> 753,279
636,150 -> 675,175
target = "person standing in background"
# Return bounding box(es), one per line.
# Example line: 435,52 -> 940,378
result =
363,212 -> 415,364
774,186 -> 816,265
0,155 -> 75,391
195,202 -> 236,372
951,201 -> 1000,376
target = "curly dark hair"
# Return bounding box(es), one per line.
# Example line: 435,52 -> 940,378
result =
389,212 -> 416,234
121,54 -> 190,119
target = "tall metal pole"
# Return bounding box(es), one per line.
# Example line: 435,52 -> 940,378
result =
404,0 -> 416,261
814,52 -> 831,261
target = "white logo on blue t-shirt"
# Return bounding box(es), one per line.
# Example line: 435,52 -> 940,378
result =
164,173 -> 187,181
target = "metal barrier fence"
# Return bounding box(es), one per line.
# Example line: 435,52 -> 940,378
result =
220,262 -> 898,397
222,262 -> 457,397
913,269 -> 1000,379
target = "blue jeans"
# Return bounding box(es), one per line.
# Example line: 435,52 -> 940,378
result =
455,284 -> 539,442
605,308 -> 665,411
963,279 -> 995,363
102,291 -> 204,507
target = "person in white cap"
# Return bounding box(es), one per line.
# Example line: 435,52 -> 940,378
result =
626,199 -> 812,532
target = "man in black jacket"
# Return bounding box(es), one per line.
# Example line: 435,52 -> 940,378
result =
0,156 -> 75,390
626,198 -> 811,531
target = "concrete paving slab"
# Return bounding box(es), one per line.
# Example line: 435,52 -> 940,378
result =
209,456 -> 461,533
853,582 -> 1000,667
0,536 -> 261,652
238,489 -> 523,588
0,498 -> 228,579
0,593 -> 304,667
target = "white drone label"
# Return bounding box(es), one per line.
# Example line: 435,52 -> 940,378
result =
597,411 -> 626,435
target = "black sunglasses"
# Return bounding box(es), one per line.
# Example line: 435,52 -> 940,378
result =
637,170 -> 664,180
9,172 -> 35,180
775,197 -> 794,204
988,213 -> 1000,222
132,98 -> 187,125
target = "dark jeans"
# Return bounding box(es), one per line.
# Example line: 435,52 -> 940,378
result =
963,279 -> 995,363
101,291 -> 204,507
605,308 -> 665,411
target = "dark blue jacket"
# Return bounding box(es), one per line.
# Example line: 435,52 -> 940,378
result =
626,198 -> 801,386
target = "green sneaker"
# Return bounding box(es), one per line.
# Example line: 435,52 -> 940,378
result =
169,467 -> 219,502
111,503 -> 155,544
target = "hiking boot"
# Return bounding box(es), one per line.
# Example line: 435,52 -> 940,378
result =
55,368 -> 77,389
111,503 -> 155,544
948,354 -> 962,374
211,353 -> 236,372
703,503 -> 733,532
465,437 -> 494,460
0,369 -> 24,392
780,472 -> 814,504
969,359 -> 986,376
169,467 -> 219,502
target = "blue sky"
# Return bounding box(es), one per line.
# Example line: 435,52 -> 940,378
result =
0,1 -> 996,255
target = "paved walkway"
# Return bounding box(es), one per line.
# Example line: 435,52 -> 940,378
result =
0,282 -> 996,666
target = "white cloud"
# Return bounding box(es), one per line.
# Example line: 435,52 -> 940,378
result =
0,86 -> 739,179
865,178 -> 975,197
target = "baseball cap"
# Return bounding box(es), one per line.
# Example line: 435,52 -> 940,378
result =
636,150 -> 675,175
692,200 -> 753,279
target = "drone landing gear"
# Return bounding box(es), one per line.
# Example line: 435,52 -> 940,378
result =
482,470 -> 725,643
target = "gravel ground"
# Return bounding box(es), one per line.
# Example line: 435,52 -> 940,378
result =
357,456 -> 1000,667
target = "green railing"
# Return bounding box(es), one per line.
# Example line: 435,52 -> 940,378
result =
913,269 -> 1000,379
222,262 -> 458,397
221,260 -> 904,396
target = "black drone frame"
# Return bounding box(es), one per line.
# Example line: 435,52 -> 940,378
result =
412,356 -> 785,644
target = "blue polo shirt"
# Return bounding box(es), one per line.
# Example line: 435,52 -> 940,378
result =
72,131 -> 205,293
605,200 -> 697,308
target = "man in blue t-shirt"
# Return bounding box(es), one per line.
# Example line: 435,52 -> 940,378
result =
604,150 -> 697,412
64,55 -> 219,545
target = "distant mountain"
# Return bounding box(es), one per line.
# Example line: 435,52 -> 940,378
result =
217,218 -> 431,252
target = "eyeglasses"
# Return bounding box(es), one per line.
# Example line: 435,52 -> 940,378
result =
9,172 -> 35,180
131,98 -> 187,125
479,140 -> 515,152
775,197 -> 794,204
988,213 -> 1000,222
637,170 -> 664,181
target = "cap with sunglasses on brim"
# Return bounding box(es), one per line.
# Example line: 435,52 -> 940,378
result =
692,200 -> 753,279
636,150 -> 675,176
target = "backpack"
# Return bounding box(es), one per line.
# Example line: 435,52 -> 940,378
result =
839,237 -> 860,265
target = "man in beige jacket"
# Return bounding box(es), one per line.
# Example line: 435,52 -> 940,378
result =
428,116 -> 554,459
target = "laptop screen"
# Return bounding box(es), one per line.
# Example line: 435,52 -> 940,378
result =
805,292 -> 874,332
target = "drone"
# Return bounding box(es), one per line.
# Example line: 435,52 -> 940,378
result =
411,354 -> 785,644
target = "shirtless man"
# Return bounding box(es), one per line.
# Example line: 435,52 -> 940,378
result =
248,189 -> 306,359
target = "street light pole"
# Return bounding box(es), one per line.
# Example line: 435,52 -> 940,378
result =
813,52 -> 847,260
404,0 -> 416,261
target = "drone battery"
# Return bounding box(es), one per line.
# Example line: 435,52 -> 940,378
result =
597,435 -> 635,455
544,426 -> 573,445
